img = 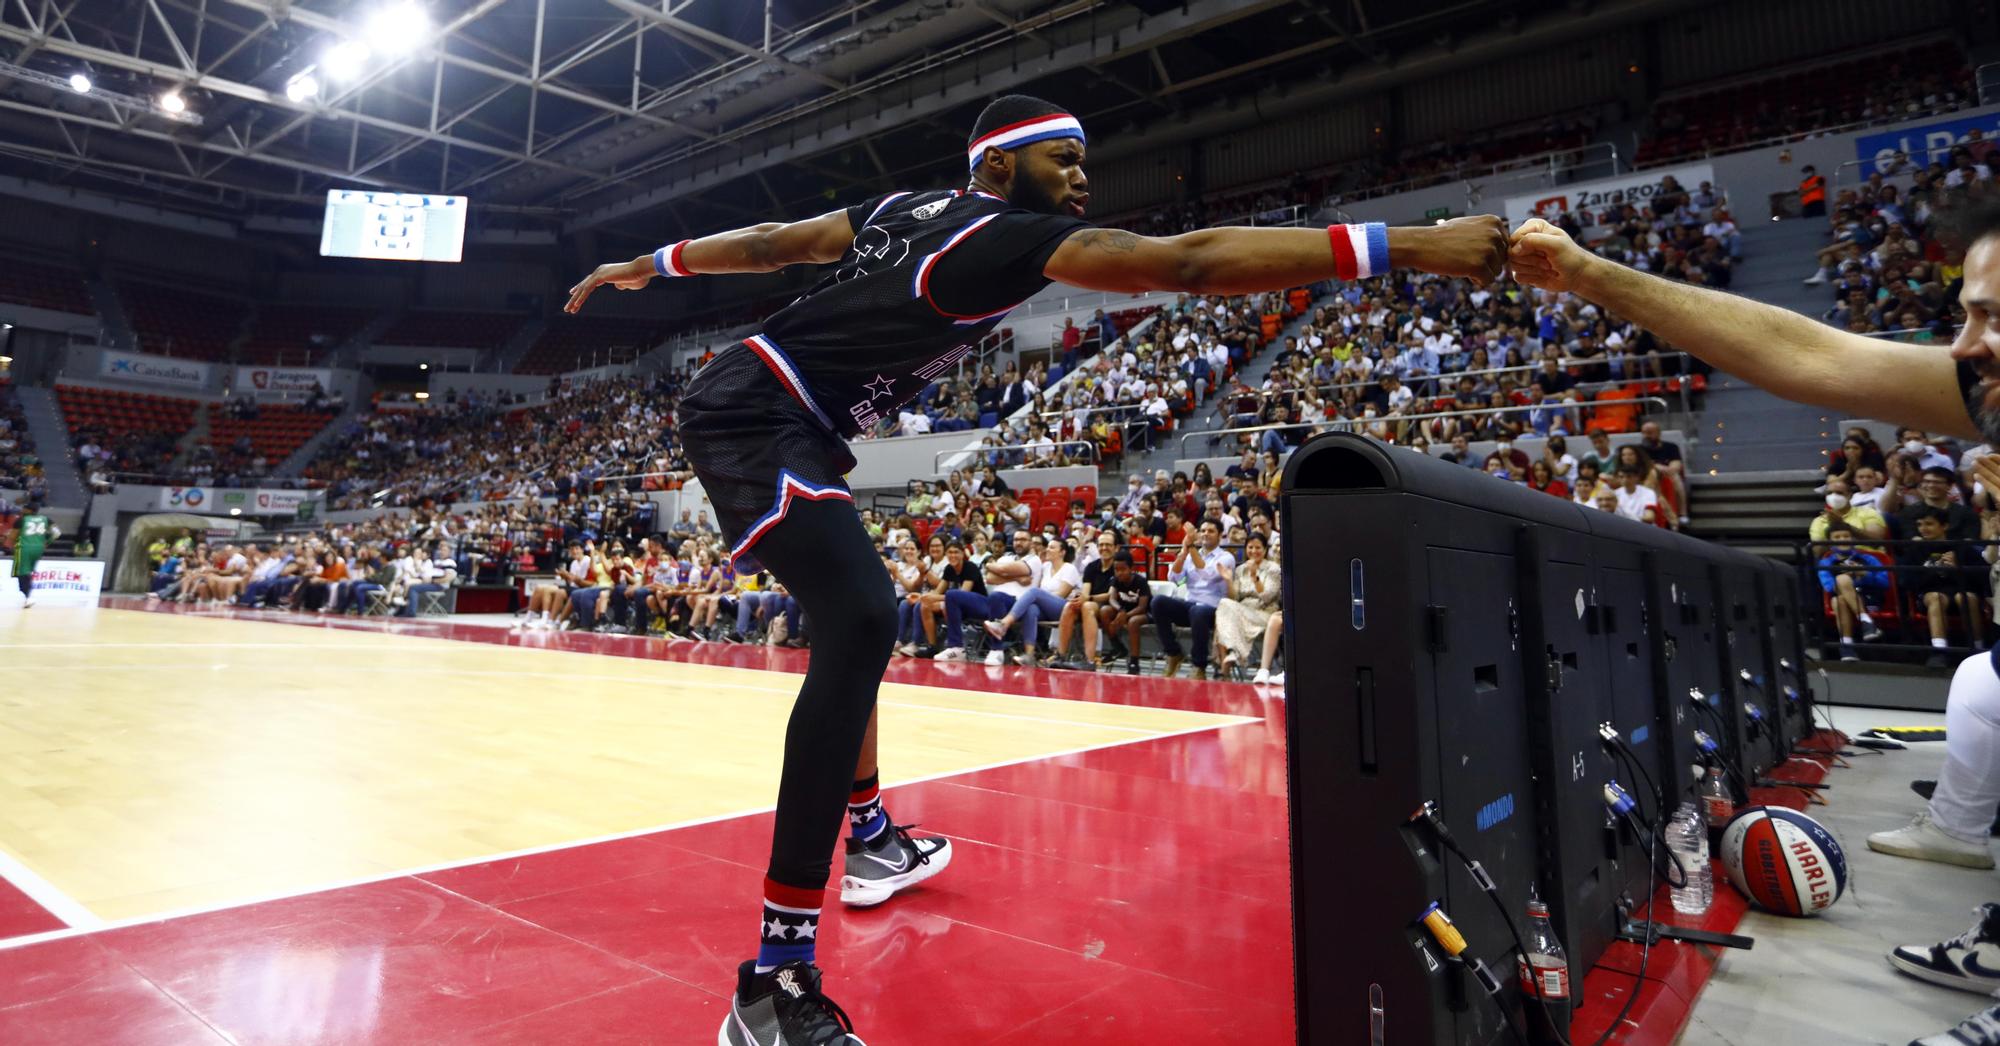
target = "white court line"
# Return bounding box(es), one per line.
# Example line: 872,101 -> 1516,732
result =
0,716 -> 1255,953
0,844 -> 104,932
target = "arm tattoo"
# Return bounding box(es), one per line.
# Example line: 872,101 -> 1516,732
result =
1075,228 -> 1139,254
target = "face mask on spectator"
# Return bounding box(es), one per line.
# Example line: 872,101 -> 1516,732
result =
1497,441 -> 1513,453
1904,439 -> 1927,456
1825,493 -> 1850,511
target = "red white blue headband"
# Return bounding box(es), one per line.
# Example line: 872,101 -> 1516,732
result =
966,113 -> 1086,172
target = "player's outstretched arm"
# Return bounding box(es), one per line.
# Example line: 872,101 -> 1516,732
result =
1041,216 -> 1508,296
563,208 -> 857,314
1508,218 -> 1976,440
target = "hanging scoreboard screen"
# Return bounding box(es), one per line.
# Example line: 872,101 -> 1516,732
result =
320,189 -> 467,262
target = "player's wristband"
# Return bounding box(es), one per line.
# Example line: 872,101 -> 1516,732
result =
652,239 -> 695,278
1326,223 -> 1390,281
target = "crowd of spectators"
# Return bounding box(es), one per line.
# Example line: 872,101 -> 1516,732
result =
304,374 -> 695,510
1028,291 -> 1295,468
1642,45 -> 1972,165
1114,114 -> 1599,237
1801,139 -> 1985,341
0,382 -> 45,500
1810,426 -> 2000,666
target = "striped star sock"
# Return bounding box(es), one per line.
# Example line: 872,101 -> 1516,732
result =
755,878 -> 822,973
848,773 -> 891,847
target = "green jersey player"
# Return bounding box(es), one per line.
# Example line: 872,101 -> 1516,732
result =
9,501 -> 58,607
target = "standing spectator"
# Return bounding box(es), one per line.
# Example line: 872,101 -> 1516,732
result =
1799,164 -> 1827,218
1153,520 -> 1235,680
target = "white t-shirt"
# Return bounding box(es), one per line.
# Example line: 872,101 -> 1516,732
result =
1039,561 -> 1082,596
1848,487 -> 1887,512
987,553 -> 1045,598
1614,483 -> 1659,523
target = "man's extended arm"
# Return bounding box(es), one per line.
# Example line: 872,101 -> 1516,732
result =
1508,218 -> 1976,440
564,208 -> 856,313
1043,218 -> 1508,296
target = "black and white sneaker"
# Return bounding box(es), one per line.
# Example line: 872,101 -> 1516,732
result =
840,824 -> 952,908
719,960 -> 865,1046
1912,1001 -> 2000,1046
1892,904 -> 2000,995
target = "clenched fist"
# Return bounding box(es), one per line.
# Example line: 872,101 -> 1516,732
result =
1507,218 -> 1602,294
1390,215 -> 1509,284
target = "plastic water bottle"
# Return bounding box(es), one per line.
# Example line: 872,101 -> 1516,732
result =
1699,763 -> 1735,850
1518,899 -> 1571,1045
1667,803 -> 1712,915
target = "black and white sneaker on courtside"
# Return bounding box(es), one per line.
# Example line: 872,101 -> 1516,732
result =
1892,904 -> 2000,995
840,824 -> 952,908
719,960 -> 866,1046
1912,1000 -> 2000,1046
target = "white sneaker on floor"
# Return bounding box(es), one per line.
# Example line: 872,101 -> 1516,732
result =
1891,903 -> 2000,995
1868,812 -> 1996,869
983,649 -> 1005,666
1252,669 -> 1271,684
1269,671 -> 1284,685
1912,1001 -> 2000,1046
933,646 -> 965,662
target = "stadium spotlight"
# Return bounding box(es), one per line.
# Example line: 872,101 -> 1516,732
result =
365,2 -> 432,57
415,390 -> 430,400
68,72 -> 91,93
229,507 -> 242,516
159,89 -> 186,114
322,39 -> 370,81
285,72 -> 320,102
418,362 -> 429,370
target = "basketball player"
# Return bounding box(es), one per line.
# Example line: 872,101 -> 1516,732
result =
7,499 -> 57,607
567,95 -> 1508,1045
1508,201 -> 2000,1046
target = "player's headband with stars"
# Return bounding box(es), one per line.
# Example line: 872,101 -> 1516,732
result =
966,113 -> 1086,172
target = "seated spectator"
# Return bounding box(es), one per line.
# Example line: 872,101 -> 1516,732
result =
1570,460 -> 1609,506
1612,465 -> 1660,525
982,538 -> 1080,667
938,530 -> 1040,663
1525,459 -> 1570,499
1900,507 -> 1984,666
1154,521 -> 1234,680
1816,520 -> 1888,661
1214,533 -> 1281,678
1484,438 -> 1531,477
1899,467 -> 1978,540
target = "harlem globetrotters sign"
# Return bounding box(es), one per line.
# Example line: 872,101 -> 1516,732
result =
1502,163 -> 1717,226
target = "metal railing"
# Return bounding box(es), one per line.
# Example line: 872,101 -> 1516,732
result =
1178,397 -> 1671,457
1334,141 -> 1623,208
1794,537 -> 1997,662
1195,350 -> 1699,425
934,439 -> 1099,474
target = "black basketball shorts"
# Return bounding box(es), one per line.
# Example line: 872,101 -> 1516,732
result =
676,342 -> 857,573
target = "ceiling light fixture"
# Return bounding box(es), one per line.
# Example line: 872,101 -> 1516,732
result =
68,72 -> 91,93
364,2 -> 432,58
322,40 -> 371,81
159,89 -> 186,114
286,72 -> 320,102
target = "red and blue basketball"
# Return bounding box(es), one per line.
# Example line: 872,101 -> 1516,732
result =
1718,807 -> 1848,916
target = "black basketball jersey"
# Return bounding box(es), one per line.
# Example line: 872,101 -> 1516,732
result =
745,188 -> 1091,438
